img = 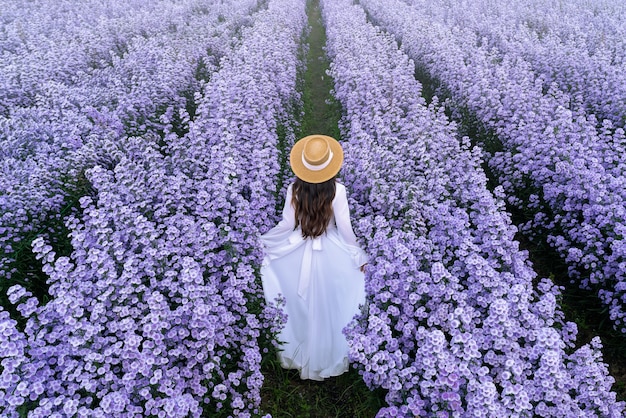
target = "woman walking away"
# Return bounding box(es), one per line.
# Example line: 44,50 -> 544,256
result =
260,134 -> 368,381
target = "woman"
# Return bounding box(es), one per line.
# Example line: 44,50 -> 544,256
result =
260,134 -> 368,381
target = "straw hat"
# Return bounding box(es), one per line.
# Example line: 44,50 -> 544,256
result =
289,134 -> 344,183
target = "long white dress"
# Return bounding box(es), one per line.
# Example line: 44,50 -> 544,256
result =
260,181 -> 368,381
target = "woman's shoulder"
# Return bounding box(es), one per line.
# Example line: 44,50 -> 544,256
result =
334,181 -> 347,200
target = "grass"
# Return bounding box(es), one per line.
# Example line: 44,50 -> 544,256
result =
297,0 -> 342,141
261,350 -> 385,417
0,176 -> 87,328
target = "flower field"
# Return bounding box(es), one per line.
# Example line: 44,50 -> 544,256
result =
1,0 -> 625,416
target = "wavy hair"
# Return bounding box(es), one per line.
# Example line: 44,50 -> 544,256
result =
291,177 -> 336,238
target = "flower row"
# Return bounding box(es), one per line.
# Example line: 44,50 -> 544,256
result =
321,0 -> 624,416
401,0 -> 626,63
402,0 -> 626,130
0,0 -> 305,416
0,0 -> 259,281
1,0 -> 207,110
360,0 -> 626,334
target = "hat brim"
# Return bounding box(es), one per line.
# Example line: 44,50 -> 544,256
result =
290,135 -> 344,183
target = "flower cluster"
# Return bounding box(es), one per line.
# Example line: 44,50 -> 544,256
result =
321,0 -> 624,415
360,0 -> 626,334
0,0 -> 259,280
0,0 -> 305,416
403,0 -> 626,140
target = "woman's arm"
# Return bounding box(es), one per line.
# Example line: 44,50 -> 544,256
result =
261,183 -> 296,238
333,183 -> 368,269
278,183 -> 296,230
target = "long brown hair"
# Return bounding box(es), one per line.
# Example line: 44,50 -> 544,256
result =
292,177 -> 336,238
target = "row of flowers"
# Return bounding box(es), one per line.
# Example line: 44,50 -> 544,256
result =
360,0 -> 626,335
0,0 -> 306,416
321,0 -> 624,416
1,0 -> 206,112
401,0 -> 626,131
0,0 -> 260,281
398,0 -> 626,65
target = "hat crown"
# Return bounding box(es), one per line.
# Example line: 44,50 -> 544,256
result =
303,136 -> 330,166
289,134 -> 343,183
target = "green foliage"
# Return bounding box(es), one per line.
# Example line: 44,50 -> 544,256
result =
0,174 -> 88,327
297,0 -> 341,141
260,349 -> 385,417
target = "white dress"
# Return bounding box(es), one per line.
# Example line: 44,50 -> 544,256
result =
260,181 -> 368,380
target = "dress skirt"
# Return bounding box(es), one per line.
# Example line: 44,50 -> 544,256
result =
261,230 -> 365,380
260,182 -> 368,381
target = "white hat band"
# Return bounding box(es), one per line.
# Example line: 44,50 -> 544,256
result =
302,149 -> 333,171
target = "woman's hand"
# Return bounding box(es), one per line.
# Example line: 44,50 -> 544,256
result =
360,263 -> 367,273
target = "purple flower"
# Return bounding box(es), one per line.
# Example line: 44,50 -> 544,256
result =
323,0 -> 625,415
